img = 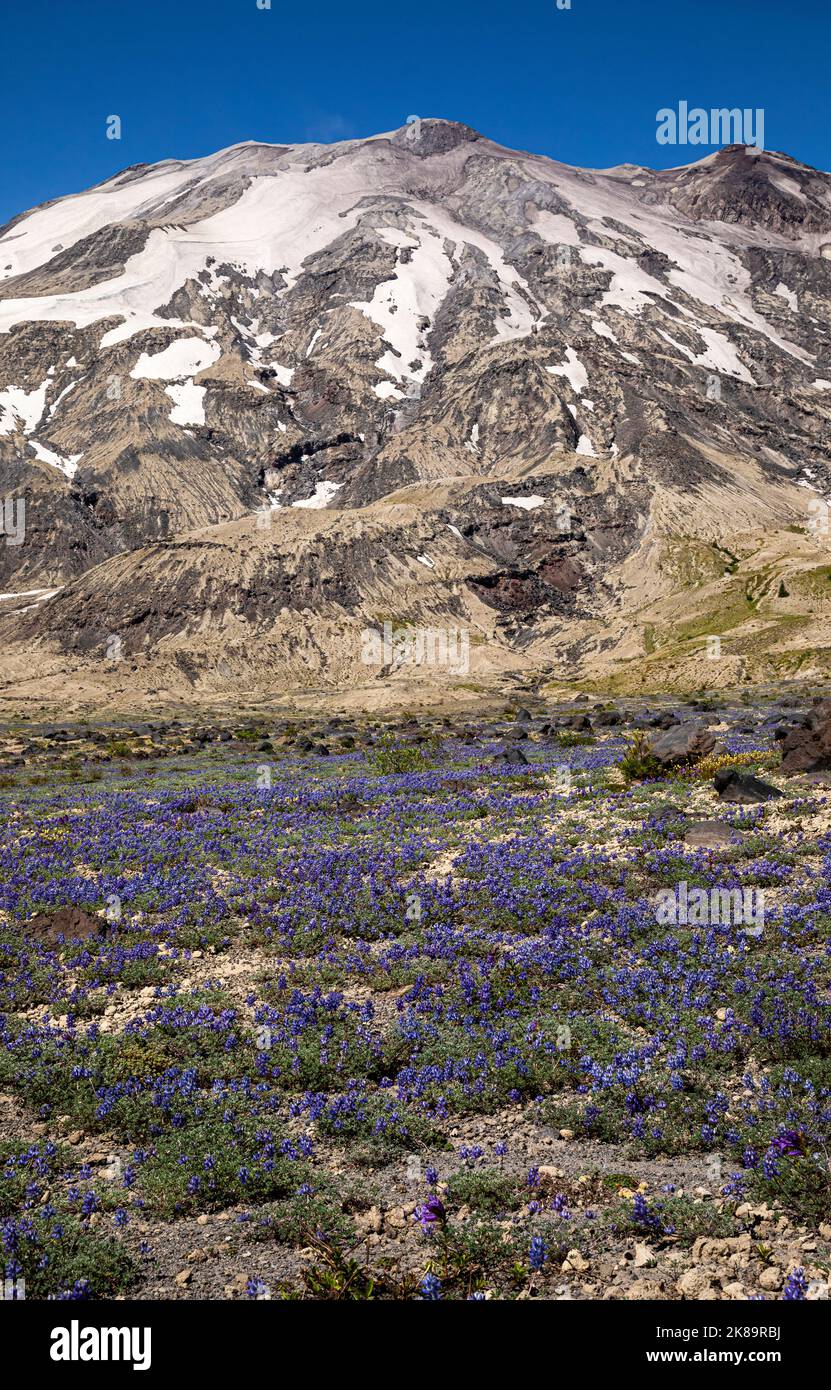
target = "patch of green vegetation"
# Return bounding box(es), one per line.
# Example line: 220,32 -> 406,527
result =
368,735 -> 436,775
619,730 -> 663,784
784,565 -> 831,599
446,1167 -> 521,1213
314,1094 -> 444,1166
661,538 -> 734,587
138,1118 -> 301,1217
607,1193 -> 734,1247
672,584 -> 755,644
247,1185 -> 355,1248
745,1155 -> 831,1227
0,1140 -> 138,1298
5,1208 -> 139,1298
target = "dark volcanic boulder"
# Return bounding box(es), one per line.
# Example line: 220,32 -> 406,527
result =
779,700 -> 831,773
650,712 -> 677,730
25,905 -> 105,946
714,769 -> 783,804
594,709 -> 623,726
647,722 -> 716,769
495,746 -> 528,766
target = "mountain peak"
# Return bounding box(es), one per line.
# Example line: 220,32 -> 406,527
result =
389,117 -> 483,156
1,122 -> 830,696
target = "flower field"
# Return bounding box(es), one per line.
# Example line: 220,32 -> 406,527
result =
1,704 -> 829,1300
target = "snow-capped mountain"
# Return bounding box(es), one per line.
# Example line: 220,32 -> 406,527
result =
1,119 -> 831,703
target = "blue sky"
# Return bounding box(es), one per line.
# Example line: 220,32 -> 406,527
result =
1,0 -> 828,223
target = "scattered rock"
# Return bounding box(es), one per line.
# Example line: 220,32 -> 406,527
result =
779,699 -> 831,774
683,819 -> 737,848
676,1267 -> 717,1299
354,1206 -> 383,1236
24,905 -> 106,946
623,1279 -> 669,1300
714,769 -> 783,804
536,1166 -> 566,1193
648,723 -> 716,769
495,746 -> 528,766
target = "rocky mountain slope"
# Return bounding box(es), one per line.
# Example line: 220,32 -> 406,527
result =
1,119 -> 831,709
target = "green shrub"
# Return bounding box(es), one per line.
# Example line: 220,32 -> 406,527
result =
619,730 -> 663,783
138,1118 -> 301,1216
369,736 -> 435,775
446,1167 -> 520,1213
744,1155 -> 831,1227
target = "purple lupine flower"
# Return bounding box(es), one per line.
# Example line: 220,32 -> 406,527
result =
769,1130 -> 804,1158
414,1195 -> 446,1228
782,1267 -> 808,1301
529,1236 -> 548,1271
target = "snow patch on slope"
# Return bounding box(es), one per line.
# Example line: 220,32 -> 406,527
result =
501,495 -> 547,510
0,381 -> 48,434
165,381 -> 207,426
351,217 -> 453,384
28,440 -> 83,478
0,153 -> 380,344
774,281 -> 798,312
292,480 -> 343,509
130,337 -> 220,380
547,347 -> 588,393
